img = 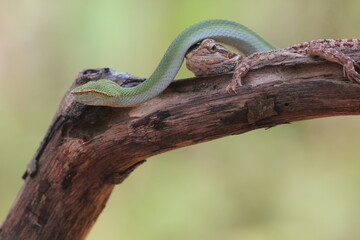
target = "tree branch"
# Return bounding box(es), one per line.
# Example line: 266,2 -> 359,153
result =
1,50 -> 360,240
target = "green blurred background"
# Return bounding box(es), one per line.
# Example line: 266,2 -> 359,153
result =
1,0 -> 360,239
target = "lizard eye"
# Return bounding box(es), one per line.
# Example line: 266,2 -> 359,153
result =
209,44 -> 217,52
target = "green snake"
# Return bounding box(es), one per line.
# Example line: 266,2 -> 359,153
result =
71,19 -> 276,107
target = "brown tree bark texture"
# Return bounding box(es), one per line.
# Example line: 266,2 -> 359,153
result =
1,51 -> 360,240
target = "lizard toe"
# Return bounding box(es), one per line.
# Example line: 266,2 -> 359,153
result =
347,71 -> 360,83
226,82 -> 238,94
342,60 -> 360,83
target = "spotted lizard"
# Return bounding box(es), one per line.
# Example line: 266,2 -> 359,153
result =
185,38 -> 360,92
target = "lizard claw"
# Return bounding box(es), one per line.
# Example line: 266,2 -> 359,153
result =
343,59 -> 360,83
344,69 -> 360,83
226,83 -> 237,94
226,76 -> 242,94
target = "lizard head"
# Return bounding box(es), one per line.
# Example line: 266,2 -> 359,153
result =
71,79 -> 121,106
185,39 -> 240,76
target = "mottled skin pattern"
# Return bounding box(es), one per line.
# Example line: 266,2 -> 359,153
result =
186,39 -> 360,92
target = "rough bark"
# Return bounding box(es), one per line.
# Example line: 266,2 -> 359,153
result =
1,50 -> 360,240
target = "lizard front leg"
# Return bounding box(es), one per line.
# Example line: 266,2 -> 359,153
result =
227,50 -> 304,92
226,57 -> 251,92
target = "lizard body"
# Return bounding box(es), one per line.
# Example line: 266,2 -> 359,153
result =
186,38 -> 360,92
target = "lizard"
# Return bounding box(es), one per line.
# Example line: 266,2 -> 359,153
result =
70,19 -> 276,107
185,38 -> 360,92
71,19 -> 360,107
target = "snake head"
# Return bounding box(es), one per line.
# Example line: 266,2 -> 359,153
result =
71,79 -> 120,106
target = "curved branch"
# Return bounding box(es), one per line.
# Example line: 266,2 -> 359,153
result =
1,50 -> 360,240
